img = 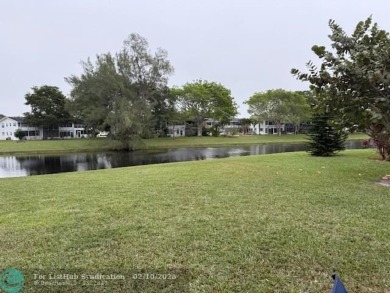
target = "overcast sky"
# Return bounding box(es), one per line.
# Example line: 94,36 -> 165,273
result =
1,1 -> 390,117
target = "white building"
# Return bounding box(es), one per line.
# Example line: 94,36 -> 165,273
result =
249,121 -> 286,135
167,124 -> 186,137
204,118 -> 286,135
0,116 -> 88,140
204,118 -> 242,135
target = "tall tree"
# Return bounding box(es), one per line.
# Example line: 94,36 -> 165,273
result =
24,85 -> 70,137
66,33 -> 174,149
284,92 -> 312,134
148,86 -> 178,137
174,80 -> 237,137
65,54 -> 120,135
245,89 -> 310,135
292,17 -> 390,160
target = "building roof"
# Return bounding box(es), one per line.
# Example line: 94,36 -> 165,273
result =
8,116 -> 25,123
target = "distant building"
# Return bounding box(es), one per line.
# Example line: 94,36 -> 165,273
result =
0,116 -> 88,140
204,118 -> 285,135
249,121 -> 286,135
167,117 -> 307,137
204,118 -> 242,135
167,124 -> 186,137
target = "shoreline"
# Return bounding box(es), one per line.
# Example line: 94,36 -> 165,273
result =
0,133 -> 368,156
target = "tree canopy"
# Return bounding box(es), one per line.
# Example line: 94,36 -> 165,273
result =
245,89 -> 311,134
291,17 -> 390,160
24,85 -> 70,129
174,80 -> 238,136
66,33 -> 174,149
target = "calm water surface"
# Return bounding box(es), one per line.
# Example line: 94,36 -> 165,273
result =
0,140 -> 365,178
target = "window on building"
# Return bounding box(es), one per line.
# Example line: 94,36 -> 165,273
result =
1,124 -> 3,128
13,122 -> 16,126
260,128 -> 263,132
60,131 -> 73,138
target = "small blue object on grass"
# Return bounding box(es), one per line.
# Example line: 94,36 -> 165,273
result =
331,274 -> 348,293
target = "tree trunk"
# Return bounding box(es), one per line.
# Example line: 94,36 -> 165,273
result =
295,124 -> 300,134
368,123 -> 390,161
276,122 -> 281,135
197,122 -> 202,137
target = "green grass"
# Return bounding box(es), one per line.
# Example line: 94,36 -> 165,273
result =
142,133 -> 367,149
0,133 -> 368,155
0,149 -> 389,292
0,138 -> 121,155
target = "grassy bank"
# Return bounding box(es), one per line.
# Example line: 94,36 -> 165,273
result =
0,133 -> 368,155
143,133 -> 368,149
0,149 -> 389,292
0,138 -> 121,155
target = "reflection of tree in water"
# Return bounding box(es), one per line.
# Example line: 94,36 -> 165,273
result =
15,155 -> 75,175
14,153 -> 118,175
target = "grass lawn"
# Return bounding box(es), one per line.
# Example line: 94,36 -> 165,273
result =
0,138 -> 121,155
142,133 -> 368,149
0,149 -> 389,292
0,133 -> 368,155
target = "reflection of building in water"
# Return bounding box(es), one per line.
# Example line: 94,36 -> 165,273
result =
57,153 -> 113,171
0,156 -> 28,177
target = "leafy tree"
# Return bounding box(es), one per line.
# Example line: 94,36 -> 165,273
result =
66,33 -> 174,149
0,114 -> 4,119
174,80 -> 237,137
307,113 -> 348,156
65,54 -> 117,135
24,85 -> 70,138
14,129 -> 26,141
284,92 -> 312,134
148,86 -> 180,137
245,89 -> 310,135
291,17 -> 390,160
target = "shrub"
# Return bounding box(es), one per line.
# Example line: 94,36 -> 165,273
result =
14,129 -> 26,141
307,113 -> 348,156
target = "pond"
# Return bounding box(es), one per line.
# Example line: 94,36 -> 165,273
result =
0,140 -> 365,178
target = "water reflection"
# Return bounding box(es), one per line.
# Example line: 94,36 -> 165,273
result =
0,140 -> 364,178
